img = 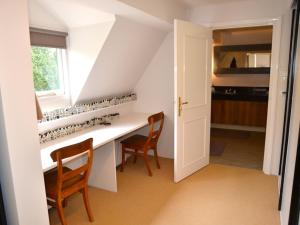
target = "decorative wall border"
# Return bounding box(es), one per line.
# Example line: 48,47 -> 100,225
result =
39,93 -> 136,123
39,113 -> 120,144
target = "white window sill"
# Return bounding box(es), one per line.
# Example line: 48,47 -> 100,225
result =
38,95 -> 71,112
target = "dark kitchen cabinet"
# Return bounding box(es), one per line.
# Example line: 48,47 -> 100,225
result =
211,100 -> 268,127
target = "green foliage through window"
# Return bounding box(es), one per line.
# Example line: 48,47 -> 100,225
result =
31,46 -> 61,92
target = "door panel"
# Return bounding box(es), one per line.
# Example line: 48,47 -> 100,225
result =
184,36 -> 209,108
183,117 -> 207,166
174,20 -> 212,182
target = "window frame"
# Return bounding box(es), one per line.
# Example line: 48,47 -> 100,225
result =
30,27 -> 70,111
33,47 -> 68,97
32,47 -> 71,111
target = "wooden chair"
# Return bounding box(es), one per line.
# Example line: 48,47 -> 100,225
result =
120,112 -> 164,176
44,138 -> 94,225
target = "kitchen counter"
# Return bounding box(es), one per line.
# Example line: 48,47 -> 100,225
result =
212,86 -> 269,102
211,86 -> 269,127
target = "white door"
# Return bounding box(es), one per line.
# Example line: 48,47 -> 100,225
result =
174,19 -> 212,182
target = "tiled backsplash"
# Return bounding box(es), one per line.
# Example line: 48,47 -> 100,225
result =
39,93 -> 137,123
39,113 -> 120,144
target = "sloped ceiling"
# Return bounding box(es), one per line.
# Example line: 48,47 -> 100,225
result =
75,16 -> 167,103
116,0 -> 188,23
28,0 -> 67,31
33,0 -> 171,30
32,0 -> 115,28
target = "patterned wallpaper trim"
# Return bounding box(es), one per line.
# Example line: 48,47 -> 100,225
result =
39,93 -> 136,123
39,113 -> 120,144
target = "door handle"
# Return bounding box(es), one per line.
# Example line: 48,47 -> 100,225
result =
178,97 -> 189,117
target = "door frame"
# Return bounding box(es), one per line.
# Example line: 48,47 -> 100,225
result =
208,18 -> 283,175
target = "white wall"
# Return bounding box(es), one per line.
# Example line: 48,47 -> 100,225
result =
133,32 -> 174,158
76,16 -> 167,103
189,0 -> 290,26
0,0 -> 49,224
68,20 -> 115,103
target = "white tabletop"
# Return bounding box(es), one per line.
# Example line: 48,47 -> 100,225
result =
40,113 -> 150,172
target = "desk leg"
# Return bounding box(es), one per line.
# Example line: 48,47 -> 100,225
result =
88,141 -> 117,192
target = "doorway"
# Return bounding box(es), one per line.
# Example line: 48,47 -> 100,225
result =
210,26 -> 273,170
174,18 -> 282,182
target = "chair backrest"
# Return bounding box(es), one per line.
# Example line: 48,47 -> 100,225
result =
50,138 -> 93,196
146,112 -> 164,146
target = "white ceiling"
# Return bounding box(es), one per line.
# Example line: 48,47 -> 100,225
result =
179,0 -> 250,7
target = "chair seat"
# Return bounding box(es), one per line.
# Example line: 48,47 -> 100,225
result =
44,167 -> 83,199
121,134 -> 154,149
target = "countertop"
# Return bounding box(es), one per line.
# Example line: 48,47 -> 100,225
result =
212,86 -> 269,102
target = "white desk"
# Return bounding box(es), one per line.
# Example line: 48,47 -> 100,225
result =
40,113 -> 149,192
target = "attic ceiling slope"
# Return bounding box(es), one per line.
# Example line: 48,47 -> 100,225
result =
117,0 -> 188,23
75,16 -> 167,103
28,0 -> 67,31
33,0 -> 172,31
33,0 -> 115,28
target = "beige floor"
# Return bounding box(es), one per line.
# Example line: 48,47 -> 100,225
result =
49,157 -> 279,225
210,129 -> 265,170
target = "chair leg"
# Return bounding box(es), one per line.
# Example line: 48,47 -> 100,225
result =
82,187 -> 94,222
56,199 -> 67,225
143,150 -> 152,176
153,147 -> 160,169
120,145 -> 125,172
133,149 -> 138,163
62,198 -> 68,208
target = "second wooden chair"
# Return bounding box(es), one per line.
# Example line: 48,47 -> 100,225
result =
120,112 -> 164,176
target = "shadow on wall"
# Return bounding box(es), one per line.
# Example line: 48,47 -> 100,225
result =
73,16 -> 167,104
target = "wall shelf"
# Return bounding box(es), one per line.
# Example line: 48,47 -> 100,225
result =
214,44 -> 272,52
214,67 -> 271,75
214,43 -> 272,75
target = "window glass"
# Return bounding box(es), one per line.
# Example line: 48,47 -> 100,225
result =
31,46 -> 66,95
